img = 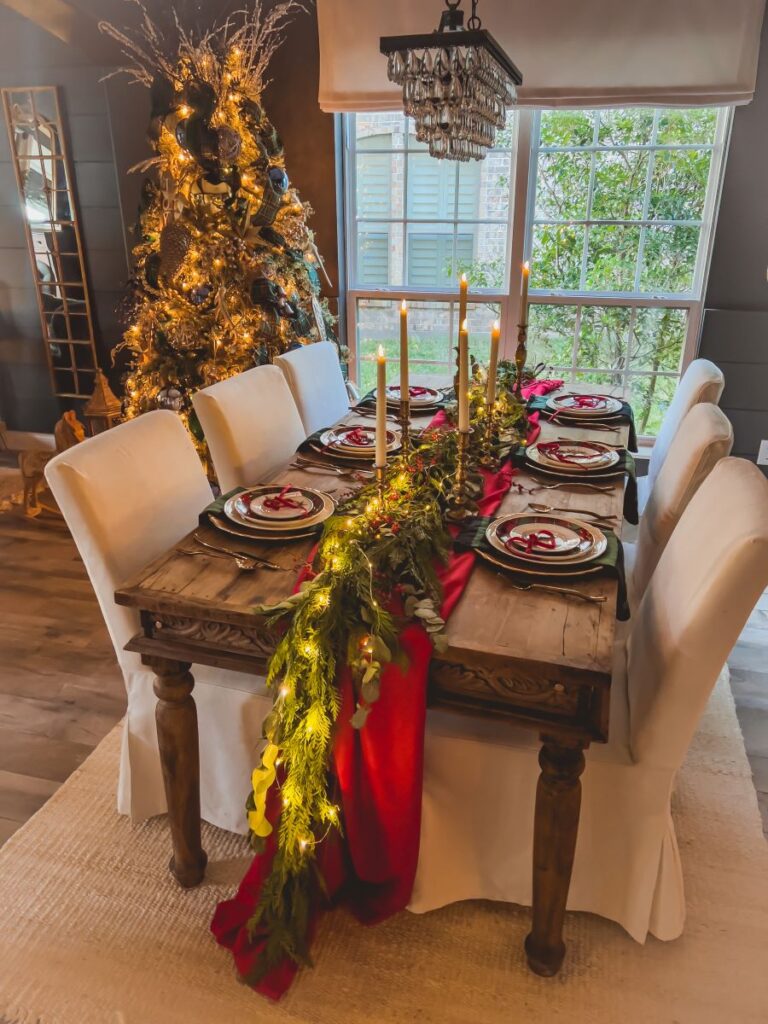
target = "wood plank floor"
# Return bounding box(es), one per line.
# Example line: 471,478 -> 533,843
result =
0,503 -> 765,847
0,506 -> 125,846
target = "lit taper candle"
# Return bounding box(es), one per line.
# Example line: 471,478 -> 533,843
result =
487,320 -> 500,408
520,261 -> 530,325
458,272 -> 468,328
399,299 -> 409,399
376,344 -> 387,468
458,318 -> 469,433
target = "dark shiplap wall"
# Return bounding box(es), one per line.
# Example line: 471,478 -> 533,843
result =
0,1 -> 337,432
701,11 -> 768,471
0,7 -> 131,430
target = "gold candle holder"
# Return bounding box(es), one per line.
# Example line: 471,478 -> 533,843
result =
446,429 -> 479,522
515,322 -> 528,397
479,403 -> 498,469
398,398 -> 411,454
375,464 -> 386,506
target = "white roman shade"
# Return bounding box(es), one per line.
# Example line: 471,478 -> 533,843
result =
317,0 -> 765,111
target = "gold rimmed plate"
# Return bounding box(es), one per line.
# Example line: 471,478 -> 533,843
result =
224,487 -> 335,533
546,392 -> 623,418
527,440 -> 619,474
209,513 -> 320,544
485,513 -> 607,566
476,546 -> 603,579
386,384 -> 443,408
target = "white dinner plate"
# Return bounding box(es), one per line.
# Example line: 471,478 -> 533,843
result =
527,440 -> 619,474
485,513 -> 607,566
224,488 -> 335,533
386,384 -> 443,407
546,393 -> 624,418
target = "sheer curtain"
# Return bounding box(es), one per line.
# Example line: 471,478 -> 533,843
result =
317,0 -> 765,110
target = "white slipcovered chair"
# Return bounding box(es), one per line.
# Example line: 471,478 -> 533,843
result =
637,357 -> 724,513
192,365 -> 306,492
274,341 -> 350,435
624,402 -> 733,605
44,411 -> 272,834
411,457 -> 768,945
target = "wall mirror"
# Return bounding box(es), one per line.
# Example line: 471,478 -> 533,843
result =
2,86 -> 98,399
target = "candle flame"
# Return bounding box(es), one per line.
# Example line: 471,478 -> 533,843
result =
401,299 -> 407,312
523,261 -> 530,273
377,344 -> 385,358
460,272 -> 467,284
461,318 -> 468,332
493,319 -> 500,330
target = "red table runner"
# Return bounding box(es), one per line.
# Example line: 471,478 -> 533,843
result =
211,380 -> 562,998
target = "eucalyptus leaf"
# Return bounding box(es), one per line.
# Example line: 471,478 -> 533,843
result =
350,705 -> 371,729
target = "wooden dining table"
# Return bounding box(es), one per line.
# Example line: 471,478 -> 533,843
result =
114,388 -> 629,979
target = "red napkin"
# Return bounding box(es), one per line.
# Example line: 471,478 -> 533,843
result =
262,485 -> 306,512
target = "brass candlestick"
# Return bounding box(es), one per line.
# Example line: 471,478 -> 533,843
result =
375,464 -> 386,506
479,403 -> 498,469
446,429 -> 479,522
515,322 -> 528,397
398,398 -> 411,453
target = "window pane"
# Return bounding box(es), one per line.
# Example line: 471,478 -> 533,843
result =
455,161 -> 482,220
629,307 -> 686,372
356,152 -> 394,218
407,152 -> 455,218
591,150 -> 648,220
585,224 -> 640,291
531,225 -> 584,289
640,225 -> 698,293
355,112 -> 407,148
656,108 -> 717,145
628,373 -> 679,436
527,303 -> 577,367
463,150 -> 511,221
576,305 -> 632,371
449,222 -> 507,290
407,230 -> 462,288
356,299 -> 501,392
534,152 -> 590,220
597,109 -> 654,147
649,149 -> 711,221
573,370 -> 624,389
539,110 -> 595,148
356,225 -> 397,286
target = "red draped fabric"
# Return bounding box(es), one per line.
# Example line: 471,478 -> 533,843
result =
211,379 -> 562,998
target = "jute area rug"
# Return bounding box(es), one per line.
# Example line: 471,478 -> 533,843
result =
1,674 -> 767,1024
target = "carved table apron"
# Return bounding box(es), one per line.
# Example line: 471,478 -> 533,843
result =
115,395 -> 627,978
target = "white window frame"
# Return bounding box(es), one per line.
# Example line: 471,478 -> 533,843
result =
342,106 -> 732,438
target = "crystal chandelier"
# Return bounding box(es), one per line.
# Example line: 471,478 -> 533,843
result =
380,0 -> 522,162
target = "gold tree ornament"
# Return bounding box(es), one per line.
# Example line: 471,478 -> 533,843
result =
100,1 -> 337,442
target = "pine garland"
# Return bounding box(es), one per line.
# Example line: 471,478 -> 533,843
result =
243,402 -> 526,980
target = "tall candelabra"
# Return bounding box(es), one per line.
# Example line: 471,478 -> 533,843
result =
445,429 -> 479,522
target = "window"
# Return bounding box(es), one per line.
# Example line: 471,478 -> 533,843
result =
343,106 -> 730,435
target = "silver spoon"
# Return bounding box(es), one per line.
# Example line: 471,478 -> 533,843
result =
527,501 -> 617,523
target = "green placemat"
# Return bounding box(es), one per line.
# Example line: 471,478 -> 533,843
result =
199,485 -> 247,527
527,394 -> 638,452
456,515 -> 629,620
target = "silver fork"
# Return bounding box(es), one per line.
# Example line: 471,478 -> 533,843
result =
532,481 -> 615,494
510,581 -> 607,604
192,533 -> 287,570
179,547 -> 258,572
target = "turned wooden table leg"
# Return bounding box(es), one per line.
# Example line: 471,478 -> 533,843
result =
524,732 -> 587,976
146,656 -> 207,888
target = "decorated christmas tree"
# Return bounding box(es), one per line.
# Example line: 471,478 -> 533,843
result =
101,2 -> 336,443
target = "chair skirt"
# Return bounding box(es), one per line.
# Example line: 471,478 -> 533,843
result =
410,668 -> 688,944
118,665 -> 273,835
